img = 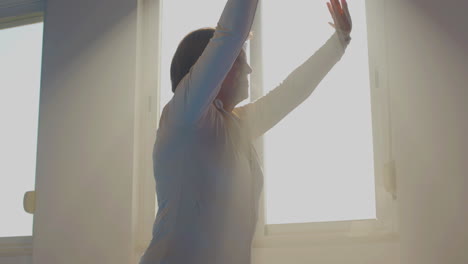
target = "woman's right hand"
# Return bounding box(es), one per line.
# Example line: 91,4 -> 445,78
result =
327,0 -> 352,44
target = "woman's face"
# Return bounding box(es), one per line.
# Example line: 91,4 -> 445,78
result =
217,49 -> 253,109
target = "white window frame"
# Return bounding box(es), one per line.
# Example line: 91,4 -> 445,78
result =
135,0 -> 399,257
249,0 -> 399,247
133,0 -> 163,258
0,0 -> 43,29
0,0 -> 44,258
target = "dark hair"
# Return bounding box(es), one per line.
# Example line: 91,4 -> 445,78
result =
170,27 -> 254,93
170,27 -> 215,93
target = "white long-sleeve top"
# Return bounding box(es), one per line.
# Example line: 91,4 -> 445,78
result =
138,0 -> 349,263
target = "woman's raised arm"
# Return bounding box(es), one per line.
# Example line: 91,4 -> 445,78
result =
166,0 -> 259,127
233,0 -> 352,139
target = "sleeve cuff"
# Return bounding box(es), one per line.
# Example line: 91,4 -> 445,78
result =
332,31 -> 351,55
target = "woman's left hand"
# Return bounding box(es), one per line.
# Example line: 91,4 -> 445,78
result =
327,0 -> 352,40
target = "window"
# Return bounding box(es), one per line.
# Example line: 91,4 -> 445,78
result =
251,0 -> 398,245
0,21 -> 44,238
145,0 -> 397,248
262,0 -> 375,225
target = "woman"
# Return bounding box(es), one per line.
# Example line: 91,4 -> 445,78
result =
139,0 -> 352,263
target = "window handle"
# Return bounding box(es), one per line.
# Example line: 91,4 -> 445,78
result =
23,191 -> 36,214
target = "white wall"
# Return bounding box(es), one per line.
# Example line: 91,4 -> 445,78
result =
30,0 -> 140,263
386,0 -> 468,263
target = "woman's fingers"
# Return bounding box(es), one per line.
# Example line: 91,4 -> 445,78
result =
327,2 -> 338,28
327,2 -> 333,17
328,0 -> 352,33
327,2 -> 337,22
332,0 -> 345,29
334,0 -> 344,15
342,0 -> 352,30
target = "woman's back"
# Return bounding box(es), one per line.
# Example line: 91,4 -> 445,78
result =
138,1 -> 261,262
140,100 -> 263,264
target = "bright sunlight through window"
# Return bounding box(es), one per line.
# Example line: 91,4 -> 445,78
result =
0,22 -> 44,237
156,0 -> 375,225
262,0 -> 376,225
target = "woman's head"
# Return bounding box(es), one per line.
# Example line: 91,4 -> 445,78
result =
170,27 -> 215,93
170,27 -> 253,110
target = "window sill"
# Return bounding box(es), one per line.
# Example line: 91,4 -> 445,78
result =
0,236 -> 33,257
252,231 -> 399,248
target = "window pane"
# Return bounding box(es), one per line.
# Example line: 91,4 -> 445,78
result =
262,0 -> 376,224
0,22 -> 44,237
156,0 -> 251,211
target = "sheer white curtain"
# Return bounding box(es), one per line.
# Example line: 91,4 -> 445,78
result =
261,0 -> 376,224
